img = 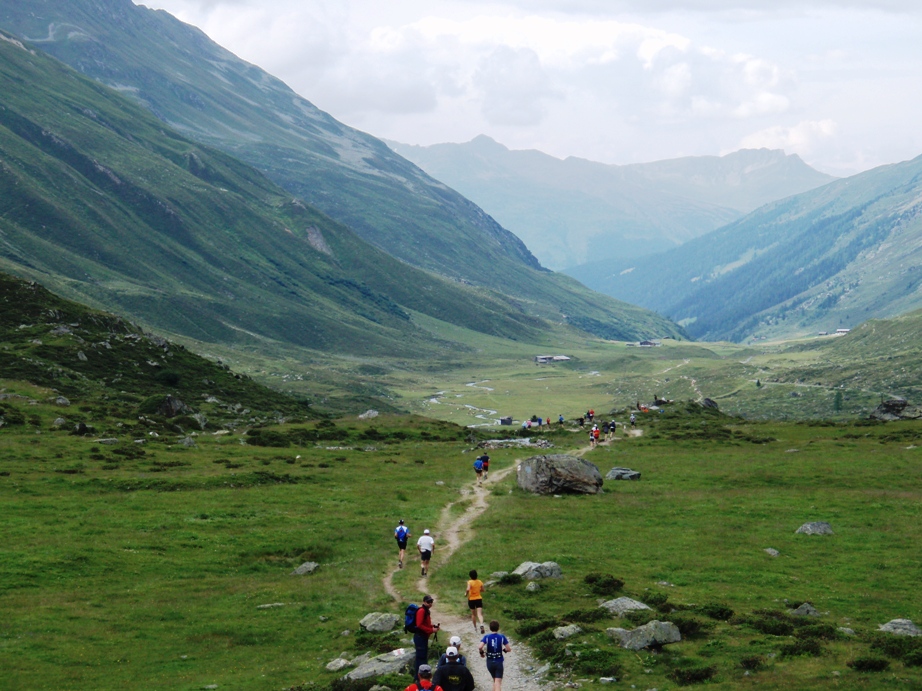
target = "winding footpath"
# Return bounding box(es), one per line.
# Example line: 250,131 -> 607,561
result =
383,464 -> 556,690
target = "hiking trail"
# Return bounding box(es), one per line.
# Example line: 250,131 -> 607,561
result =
383,463 -> 556,690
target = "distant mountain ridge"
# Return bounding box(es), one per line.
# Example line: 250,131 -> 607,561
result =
594,154 -> 922,342
388,135 -> 836,271
0,0 -> 682,343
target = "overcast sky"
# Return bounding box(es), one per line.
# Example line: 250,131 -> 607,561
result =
141,0 -> 921,176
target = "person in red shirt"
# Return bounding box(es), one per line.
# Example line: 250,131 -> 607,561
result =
404,663 -> 443,691
413,595 -> 440,681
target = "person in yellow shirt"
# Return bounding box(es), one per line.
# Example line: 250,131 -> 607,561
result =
465,569 -> 485,633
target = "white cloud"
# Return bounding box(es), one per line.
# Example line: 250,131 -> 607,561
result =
738,119 -> 838,154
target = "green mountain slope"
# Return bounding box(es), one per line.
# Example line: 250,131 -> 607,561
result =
0,0 -> 683,342
389,135 -> 836,271
593,154 -> 922,342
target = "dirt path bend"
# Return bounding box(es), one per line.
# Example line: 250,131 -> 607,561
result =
383,464 -> 557,690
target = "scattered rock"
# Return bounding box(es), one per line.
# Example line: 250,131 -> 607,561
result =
607,620 -> 681,650
95,438 -> 119,445
341,630 -> 351,637
491,571 -> 509,579
878,619 -> 922,636
345,648 -> 415,680
606,467 -> 641,481
52,396 -> 70,406
526,582 -> 541,592
838,627 -> 856,636
870,399 -> 922,421
765,548 -> 780,557
517,454 -> 603,495
350,652 -> 371,667
326,658 -> 352,672
796,522 -> 834,535
656,581 -> 675,587
292,561 -> 319,576
192,413 -> 207,430
77,351 -> 87,361
358,410 -> 379,419
179,436 -> 196,448
792,603 -> 820,617
156,395 -> 192,418
52,417 -> 67,427
70,422 -> 95,436
553,624 -> 582,640
599,678 -> 617,684
599,597 -> 652,617
256,603 -> 285,610
359,613 -> 399,633
512,561 -> 562,580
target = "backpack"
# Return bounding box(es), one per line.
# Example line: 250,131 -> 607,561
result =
404,603 -> 421,633
473,458 -> 484,471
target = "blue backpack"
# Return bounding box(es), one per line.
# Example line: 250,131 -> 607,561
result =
474,458 -> 484,471
404,603 -> 421,633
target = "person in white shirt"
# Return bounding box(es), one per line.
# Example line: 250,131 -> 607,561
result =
417,529 -> 435,576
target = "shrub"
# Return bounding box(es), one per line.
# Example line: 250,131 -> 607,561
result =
498,573 -> 523,585
744,613 -> 794,637
516,618 -> 557,637
669,665 -> 717,685
625,610 -> 657,625
563,608 -> 608,623
795,623 -> 839,640
740,655 -> 764,671
571,649 -> 623,677
779,638 -> 824,658
643,591 -> 669,608
903,650 -> 922,667
869,632 -> 922,659
584,573 -> 624,595
505,607 -> 539,621
668,613 -> 711,638
847,656 -> 890,672
698,604 -> 734,621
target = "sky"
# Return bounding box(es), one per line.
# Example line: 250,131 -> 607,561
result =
140,0 -> 922,176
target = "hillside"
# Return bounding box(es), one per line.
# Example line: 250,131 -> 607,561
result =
594,154 -> 922,342
0,0 -> 680,342
389,135 -> 835,271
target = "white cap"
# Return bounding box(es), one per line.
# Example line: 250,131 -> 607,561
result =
424,529 -> 430,534
449,636 -> 461,647
446,646 -> 459,657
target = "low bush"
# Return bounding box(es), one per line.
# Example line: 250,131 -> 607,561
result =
868,632 -> 922,659
624,610 -> 657,625
505,607 -> 539,621
668,613 -> 712,638
779,638 -> 824,658
570,648 -> 623,677
795,623 -> 840,640
643,591 -> 669,608
562,608 -> 609,623
740,655 -> 764,671
516,618 -> 557,637
742,612 -> 795,636
584,573 -> 624,595
669,664 -> 717,685
498,573 -> 523,585
698,604 -> 734,621
847,656 -> 890,672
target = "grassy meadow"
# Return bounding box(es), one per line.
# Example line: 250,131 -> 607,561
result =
2,382 -> 921,689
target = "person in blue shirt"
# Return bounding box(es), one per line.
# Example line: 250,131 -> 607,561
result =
478,619 -> 511,691
394,519 -> 410,569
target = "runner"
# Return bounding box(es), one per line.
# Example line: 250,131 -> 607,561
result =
630,412 -> 636,429
480,453 -> 490,481
466,569 -> 485,633
432,647 -> 475,691
437,635 -> 467,668
405,663 -> 443,691
417,528 -> 435,576
592,425 -> 600,445
474,456 -> 484,485
394,519 -> 410,569
479,620 -> 512,691
412,596 -> 440,682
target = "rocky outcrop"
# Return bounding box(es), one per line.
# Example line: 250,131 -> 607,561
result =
870,399 -> 922,421
512,561 -> 562,580
599,597 -> 651,617
517,454 -> 602,495
607,620 -> 681,650
796,522 -> 834,535
792,603 -> 820,617
157,395 -> 191,418
606,467 -> 640,481
359,613 -> 399,633
879,619 -> 922,636
345,649 -> 415,680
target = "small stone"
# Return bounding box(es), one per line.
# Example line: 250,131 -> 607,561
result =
179,436 -> 196,447
96,438 -> 119,445
359,612 -> 399,633
52,417 -> 67,427
796,521 -> 834,535
292,561 -> 319,576
793,602 -> 820,617
656,581 -> 674,587
341,630 -> 351,636
838,627 -> 855,636
526,582 -> 541,592
319,616 -> 328,622
256,603 -> 285,609
77,351 -> 88,361
553,624 -> 582,640
599,597 -> 652,617
599,678 -> 617,684
326,658 -> 351,672
765,548 -> 780,557
53,396 -> 70,406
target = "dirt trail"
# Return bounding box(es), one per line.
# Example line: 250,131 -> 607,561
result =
383,464 -> 556,690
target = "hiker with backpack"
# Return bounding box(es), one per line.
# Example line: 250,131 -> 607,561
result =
395,519 -> 410,569
432,647 -> 475,691
480,453 -> 490,481
404,663 -> 443,691
417,529 -> 435,576
473,456 -> 484,485
405,596 -> 440,682
466,569 -> 486,633
479,619 -> 512,691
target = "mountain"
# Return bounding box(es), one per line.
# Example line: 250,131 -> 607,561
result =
0,28 -> 683,365
595,154 -> 922,342
388,135 -> 836,271
0,0 -> 676,343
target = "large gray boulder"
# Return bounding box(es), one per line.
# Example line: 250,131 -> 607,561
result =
599,597 -> 651,617
512,561 -> 562,580
607,620 -> 681,650
359,612 -> 399,633
606,467 -> 641,481
345,649 -> 415,680
517,454 -> 602,495
796,522 -> 834,535
870,399 -> 922,421
878,619 -> 922,637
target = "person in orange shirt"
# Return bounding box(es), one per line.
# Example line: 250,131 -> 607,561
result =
466,569 -> 486,634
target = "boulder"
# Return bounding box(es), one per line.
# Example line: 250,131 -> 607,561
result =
607,620 -> 681,650
792,603 -> 820,617
359,613 -> 399,633
157,395 -> 191,418
764,548 -> 780,557
179,436 -> 196,448
291,562 -> 319,576
345,648 -> 415,680
796,522 -> 834,535
870,399 -> 922,421
326,658 -> 351,672
53,396 -> 71,407
701,398 -> 719,409
878,619 -> 922,637
358,410 -> 379,419
526,582 -> 541,592
512,561 -> 562,580
553,624 -> 582,640
599,597 -> 651,617
606,467 -> 641,481
70,422 -> 95,436
52,417 -> 67,428
517,454 -> 602,495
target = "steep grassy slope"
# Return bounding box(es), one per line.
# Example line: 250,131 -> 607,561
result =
0,0 -> 681,342
596,155 -> 922,342
2,32 -> 635,364
390,136 -> 835,271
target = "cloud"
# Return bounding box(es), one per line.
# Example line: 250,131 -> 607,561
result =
737,119 -> 838,154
